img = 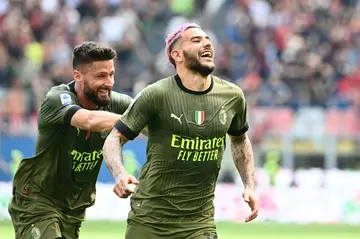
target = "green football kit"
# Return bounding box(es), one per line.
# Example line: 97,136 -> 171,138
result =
116,75 -> 249,239
8,81 -> 133,239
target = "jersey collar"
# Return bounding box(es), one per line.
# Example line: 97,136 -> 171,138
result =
174,74 -> 214,95
68,81 -> 76,95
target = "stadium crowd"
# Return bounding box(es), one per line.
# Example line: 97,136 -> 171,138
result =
0,0 -> 359,124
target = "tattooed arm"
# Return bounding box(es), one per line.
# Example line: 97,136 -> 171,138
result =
103,126 -> 147,178
104,85 -> 156,198
229,133 -> 255,190
103,128 -> 127,180
229,132 -> 258,222
103,128 -> 138,198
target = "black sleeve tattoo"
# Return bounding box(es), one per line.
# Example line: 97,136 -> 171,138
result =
103,128 -> 128,180
230,133 -> 255,190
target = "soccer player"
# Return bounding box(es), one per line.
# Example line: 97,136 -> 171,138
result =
8,42 -> 140,239
103,23 -> 259,239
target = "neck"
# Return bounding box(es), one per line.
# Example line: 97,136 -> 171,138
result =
177,68 -> 211,92
74,81 -> 99,110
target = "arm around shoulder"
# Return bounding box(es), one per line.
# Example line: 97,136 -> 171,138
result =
70,109 -> 121,133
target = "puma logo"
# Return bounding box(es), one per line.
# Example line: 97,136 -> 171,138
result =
170,113 -> 183,124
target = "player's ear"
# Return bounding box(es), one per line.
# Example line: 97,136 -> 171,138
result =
73,69 -> 82,82
171,49 -> 182,64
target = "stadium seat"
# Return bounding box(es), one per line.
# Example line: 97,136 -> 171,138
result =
268,108 -> 294,135
326,108 -> 359,137
247,106 -> 268,143
293,107 -> 325,139
252,107 -> 294,137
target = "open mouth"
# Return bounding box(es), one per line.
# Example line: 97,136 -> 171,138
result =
200,51 -> 213,59
98,89 -> 109,96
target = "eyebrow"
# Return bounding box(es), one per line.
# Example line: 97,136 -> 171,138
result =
190,35 -> 210,41
95,70 -> 114,75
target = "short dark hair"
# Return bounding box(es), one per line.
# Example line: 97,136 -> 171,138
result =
72,41 -> 117,69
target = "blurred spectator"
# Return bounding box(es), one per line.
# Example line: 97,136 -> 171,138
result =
0,42 -> 14,93
1,0 -> 360,132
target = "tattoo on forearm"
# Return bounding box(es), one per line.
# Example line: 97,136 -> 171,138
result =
231,134 -> 255,190
103,128 -> 125,179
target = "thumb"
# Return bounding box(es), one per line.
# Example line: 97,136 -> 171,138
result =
128,175 -> 139,185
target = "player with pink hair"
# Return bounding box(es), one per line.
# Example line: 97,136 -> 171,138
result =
103,23 -> 259,238
165,23 -> 201,68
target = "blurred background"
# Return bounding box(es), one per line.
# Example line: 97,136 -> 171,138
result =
0,0 -> 359,238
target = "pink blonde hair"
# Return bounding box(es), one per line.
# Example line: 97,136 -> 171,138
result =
165,23 -> 201,68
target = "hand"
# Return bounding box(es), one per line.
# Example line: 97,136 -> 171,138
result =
243,189 -> 259,222
113,173 -> 139,198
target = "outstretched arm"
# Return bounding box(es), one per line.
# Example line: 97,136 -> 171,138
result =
72,109 -> 148,136
38,92 -> 121,133
71,109 -> 121,133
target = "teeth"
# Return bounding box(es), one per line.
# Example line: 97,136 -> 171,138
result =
201,52 -> 212,57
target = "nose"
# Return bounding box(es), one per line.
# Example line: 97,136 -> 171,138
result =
203,38 -> 212,48
104,76 -> 114,87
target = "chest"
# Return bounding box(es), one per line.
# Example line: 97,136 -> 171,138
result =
156,93 -> 236,138
57,128 -> 105,173
62,128 -> 107,152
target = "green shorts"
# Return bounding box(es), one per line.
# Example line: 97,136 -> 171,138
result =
8,195 -> 83,239
125,220 -> 218,239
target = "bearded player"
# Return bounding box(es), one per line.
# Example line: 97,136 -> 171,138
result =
103,23 -> 259,239
8,42 -> 141,239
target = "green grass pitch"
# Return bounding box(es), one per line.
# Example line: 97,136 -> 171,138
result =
0,220 -> 359,239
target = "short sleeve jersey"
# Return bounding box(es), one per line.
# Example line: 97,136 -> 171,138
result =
117,75 -> 248,235
12,81 -> 133,212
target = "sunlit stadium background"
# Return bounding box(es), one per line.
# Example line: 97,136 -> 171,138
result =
0,0 -> 360,238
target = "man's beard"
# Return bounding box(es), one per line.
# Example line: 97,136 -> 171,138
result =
183,50 -> 214,77
84,82 -> 111,107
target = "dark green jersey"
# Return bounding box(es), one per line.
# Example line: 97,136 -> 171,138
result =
12,81 -> 132,216
118,75 -> 248,236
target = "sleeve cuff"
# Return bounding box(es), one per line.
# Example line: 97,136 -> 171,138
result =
227,122 -> 249,136
114,120 -> 138,140
64,105 -> 82,127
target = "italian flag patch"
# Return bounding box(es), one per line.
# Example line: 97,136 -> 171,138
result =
195,111 -> 205,125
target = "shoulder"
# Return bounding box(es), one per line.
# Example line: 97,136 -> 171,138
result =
110,91 -> 133,105
139,76 -> 173,99
108,91 -> 134,114
212,75 -> 245,99
43,83 -> 78,107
